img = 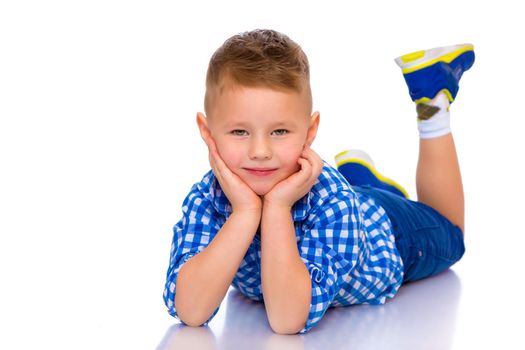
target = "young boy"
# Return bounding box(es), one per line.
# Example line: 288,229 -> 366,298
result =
163,29 -> 473,335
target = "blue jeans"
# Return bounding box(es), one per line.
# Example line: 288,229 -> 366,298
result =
353,185 -> 465,283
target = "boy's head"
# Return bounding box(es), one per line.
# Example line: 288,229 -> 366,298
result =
203,29 -> 312,116
197,29 -> 320,196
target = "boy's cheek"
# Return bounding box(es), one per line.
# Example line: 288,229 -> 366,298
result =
289,147 -> 305,163
216,147 -> 238,168
211,139 -> 227,158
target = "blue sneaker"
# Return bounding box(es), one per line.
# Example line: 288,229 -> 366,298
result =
395,44 -> 475,104
335,149 -> 409,198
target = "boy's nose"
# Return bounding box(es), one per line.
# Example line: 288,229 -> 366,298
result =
249,137 -> 272,160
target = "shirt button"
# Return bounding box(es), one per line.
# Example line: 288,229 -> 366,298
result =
418,251 -> 423,257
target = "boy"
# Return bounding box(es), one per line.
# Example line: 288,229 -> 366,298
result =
163,29 -> 472,335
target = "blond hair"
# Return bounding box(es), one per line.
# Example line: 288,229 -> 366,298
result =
204,29 -> 312,115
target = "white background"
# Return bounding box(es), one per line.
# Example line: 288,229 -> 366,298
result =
1,1 -> 524,349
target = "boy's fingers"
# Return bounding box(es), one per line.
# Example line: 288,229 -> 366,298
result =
313,154 -> 323,180
203,133 -> 218,154
301,147 -> 315,169
302,147 -> 322,183
208,143 -> 237,186
208,144 -> 226,181
298,157 -> 309,170
297,157 -> 312,184
203,133 -> 213,149
208,150 -> 220,179
208,137 -> 219,154
205,137 -> 222,170
211,148 -> 227,176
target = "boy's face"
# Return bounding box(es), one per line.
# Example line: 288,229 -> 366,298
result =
197,86 -> 320,196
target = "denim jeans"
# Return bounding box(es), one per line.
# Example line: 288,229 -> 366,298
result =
353,185 -> 465,283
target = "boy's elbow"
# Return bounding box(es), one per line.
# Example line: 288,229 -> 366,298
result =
175,295 -> 210,328
268,317 -> 306,335
180,315 -> 207,328
177,307 -> 209,327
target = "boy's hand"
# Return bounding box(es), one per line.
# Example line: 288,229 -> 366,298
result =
204,135 -> 262,214
264,145 -> 323,209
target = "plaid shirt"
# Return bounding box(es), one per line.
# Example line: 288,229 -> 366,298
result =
163,161 -> 404,333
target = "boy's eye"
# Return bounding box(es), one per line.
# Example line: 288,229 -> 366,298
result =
272,129 -> 289,136
231,129 -> 248,136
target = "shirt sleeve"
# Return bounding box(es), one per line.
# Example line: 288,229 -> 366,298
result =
162,189 -> 222,325
297,190 -> 361,334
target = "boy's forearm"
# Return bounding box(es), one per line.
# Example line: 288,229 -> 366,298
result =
175,210 -> 260,326
260,204 -> 311,334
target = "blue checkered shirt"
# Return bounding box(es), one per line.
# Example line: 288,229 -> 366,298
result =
163,161 -> 404,333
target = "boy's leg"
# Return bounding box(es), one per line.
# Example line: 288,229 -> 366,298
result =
336,45 -> 473,282
417,134 -> 464,232
396,44 -> 475,233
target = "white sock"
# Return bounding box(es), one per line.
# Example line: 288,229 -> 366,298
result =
417,91 -> 451,139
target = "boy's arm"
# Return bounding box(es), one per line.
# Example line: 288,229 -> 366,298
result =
174,129 -> 263,326
260,203 -> 311,334
175,209 -> 260,326
260,145 -> 322,334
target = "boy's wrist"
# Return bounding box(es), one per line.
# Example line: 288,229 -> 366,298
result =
230,196 -> 263,217
261,201 -> 293,225
230,208 -> 262,225
262,197 -> 293,213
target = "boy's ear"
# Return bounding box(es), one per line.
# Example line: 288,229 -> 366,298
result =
306,111 -> 320,146
196,112 -> 211,144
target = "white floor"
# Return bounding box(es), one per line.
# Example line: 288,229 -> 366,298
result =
155,203 -> 525,350
157,270 -> 463,350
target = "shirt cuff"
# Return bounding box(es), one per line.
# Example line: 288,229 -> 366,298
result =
298,262 -> 337,334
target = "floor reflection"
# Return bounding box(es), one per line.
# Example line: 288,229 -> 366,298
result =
157,269 -> 461,350
156,324 -> 217,350
301,269 -> 462,350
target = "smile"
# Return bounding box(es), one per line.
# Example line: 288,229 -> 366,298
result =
244,168 -> 277,177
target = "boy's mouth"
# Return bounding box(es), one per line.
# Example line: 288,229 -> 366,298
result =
244,167 -> 278,177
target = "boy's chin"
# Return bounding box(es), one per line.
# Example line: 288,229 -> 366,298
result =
252,187 -> 271,197
248,183 -> 274,197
